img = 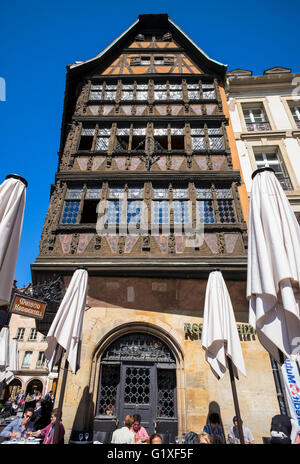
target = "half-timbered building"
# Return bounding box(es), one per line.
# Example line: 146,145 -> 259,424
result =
31,14 -> 280,442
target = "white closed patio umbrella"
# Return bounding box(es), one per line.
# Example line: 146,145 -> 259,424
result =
0,329 -> 19,385
5,338 -> 19,385
202,269 -> 246,443
247,168 -> 300,364
0,327 -> 10,383
0,174 -> 27,306
45,267 -> 88,444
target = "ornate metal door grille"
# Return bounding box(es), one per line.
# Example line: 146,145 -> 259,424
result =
157,369 -> 176,418
124,367 -> 150,404
97,333 -> 177,431
101,333 -> 176,363
98,364 -> 120,416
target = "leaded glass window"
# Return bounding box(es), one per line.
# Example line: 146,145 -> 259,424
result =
196,187 -> 214,224
127,201 -> 142,225
106,201 -> 122,224
192,136 -> 206,150
217,199 -> 236,223
209,136 -> 224,150
216,188 -> 236,223
202,83 -> 214,89
109,186 -> 124,198
153,187 -> 169,199
203,89 -> 216,99
172,187 -> 188,199
152,201 -> 169,224
95,127 -> 110,151
188,90 -> 200,100
122,91 -> 134,101
197,199 -> 215,224
136,91 -> 148,100
154,91 -> 167,100
61,201 -> 80,224
90,85 -> 103,100
173,201 -> 189,224
187,83 -> 200,100
169,90 -> 182,100
66,187 -> 83,199
86,187 -> 102,199
103,85 -> 116,100
128,186 -> 143,199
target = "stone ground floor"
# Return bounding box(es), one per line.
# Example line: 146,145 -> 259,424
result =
52,275 -> 281,443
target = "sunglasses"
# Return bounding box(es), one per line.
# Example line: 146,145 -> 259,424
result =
24,414 -> 33,419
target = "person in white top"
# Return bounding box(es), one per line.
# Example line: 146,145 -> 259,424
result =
111,415 -> 135,444
228,416 -> 254,444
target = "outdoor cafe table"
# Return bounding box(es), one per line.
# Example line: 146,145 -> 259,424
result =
1,438 -> 41,445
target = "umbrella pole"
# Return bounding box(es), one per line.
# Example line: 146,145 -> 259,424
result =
53,356 -> 69,444
227,356 -> 245,444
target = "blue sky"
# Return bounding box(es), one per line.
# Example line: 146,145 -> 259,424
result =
1,0 -> 299,287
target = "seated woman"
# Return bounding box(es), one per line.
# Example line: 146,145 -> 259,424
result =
131,414 -> 150,443
31,408 -> 65,444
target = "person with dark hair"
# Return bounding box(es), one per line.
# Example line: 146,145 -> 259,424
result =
149,433 -> 162,444
111,415 -> 135,444
185,431 -> 200,444
0,407 -> 34,439
270,414 -> 293,444
228,416 -> 254,444
31,408 -> 65,444
130,414 -> 150,443
202,413 -> 225,444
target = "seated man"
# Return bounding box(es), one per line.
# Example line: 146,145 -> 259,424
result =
202,413 -> 225,444
0,408 -> 34,439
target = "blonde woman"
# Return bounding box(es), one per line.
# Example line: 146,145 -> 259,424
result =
199,432 -> 213,444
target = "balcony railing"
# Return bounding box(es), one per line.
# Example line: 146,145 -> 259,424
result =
246,122 -> 271,131
277,175 -> 293,190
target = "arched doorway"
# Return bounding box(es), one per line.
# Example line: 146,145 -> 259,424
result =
96,332 -> 178,437
4,378 -> 22,402
26,379 -> 43,396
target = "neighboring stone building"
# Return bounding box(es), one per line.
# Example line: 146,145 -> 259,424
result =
0,284 -> 53,402
31,14 -> 280,442
227,67 -> 300,223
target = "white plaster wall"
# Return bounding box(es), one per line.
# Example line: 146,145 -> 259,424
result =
236,140 -> 253,193
284,138 -> 300,187
266,96 -> 293,130
229,99 -> 243,133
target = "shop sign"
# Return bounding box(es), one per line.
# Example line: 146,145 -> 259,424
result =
10,293 -> 47,320
184,322 -> 256,341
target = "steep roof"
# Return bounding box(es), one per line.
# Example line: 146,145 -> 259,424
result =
68,14 -> 227,80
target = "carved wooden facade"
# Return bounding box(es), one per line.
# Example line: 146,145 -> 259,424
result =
33,14 -> 247,279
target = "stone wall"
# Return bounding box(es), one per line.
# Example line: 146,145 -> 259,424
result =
55,276 -> 279,444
